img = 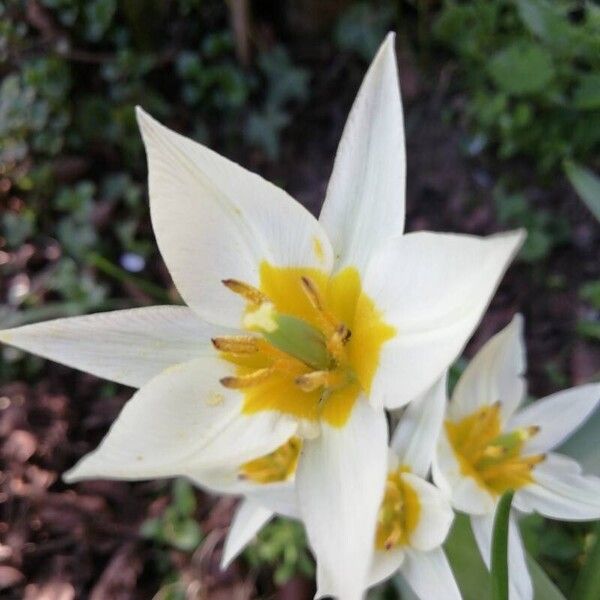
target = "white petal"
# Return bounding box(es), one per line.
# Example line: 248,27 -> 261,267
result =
319,33 -> 405,275
471,513 -> 533,600
432,428 -> 496,515
364,230 -> 524,408
508,383 -> 600,453
136,108 -> 333,328
296,398 -> 388,600
449,314 -> 526,423
0,306 -> 223,388
514,453 -> 600,521
402,472 -> 454,552
189,465 -> 300,519
367,548 -> 405,589
64,357 -> 298,481
391,374 -> 447,478
400,548 -> 462,600
221,499 -> 273,569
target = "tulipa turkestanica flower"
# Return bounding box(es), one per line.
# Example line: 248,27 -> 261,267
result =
214,377 -> 462,600
0,34 -> 524,599
433,314 -> 600,600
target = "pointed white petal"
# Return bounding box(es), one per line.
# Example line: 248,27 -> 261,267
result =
391,374 -> 447,478
400,548 -> 462,600
0,306 -> 224,388
368,548 -> 405,589
514,453 -> 600,521
64,357 -> 298,482
136,108 -> 333,328
402,472 -> 454,552
296,398 -> 388,600
450,314 -> 526,423
364,230 -> 524,408
319,33 -> 405,274
432,427 -> 496,515
508,383 -> 600,453
189,465 -> 300,519
221,499 -> 273,569
471,513 -> 533,600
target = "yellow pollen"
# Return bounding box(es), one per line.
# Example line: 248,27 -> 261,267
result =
239,436 -> 302,484
211,336 -> 259,354
217,262 -> 395,428
222,279 -> 268,305
375,469 -> 421,551
446,404 -> 545,496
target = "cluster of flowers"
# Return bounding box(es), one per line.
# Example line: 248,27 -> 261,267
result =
2,34 -> 599,600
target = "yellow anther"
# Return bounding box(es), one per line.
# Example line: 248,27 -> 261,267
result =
483,445 -> 506,459
239,437 -> 302,484
222,279 -> 269,305
300,276 -> 342,334
295,370 -> 346,392
519,425 -> 541,441
220,367 -> 274,389
211,335 -> 259,354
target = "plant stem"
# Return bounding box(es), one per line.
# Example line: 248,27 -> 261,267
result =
491,491 -> 514,600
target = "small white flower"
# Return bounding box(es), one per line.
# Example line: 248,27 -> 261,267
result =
433,314 -> 600,600
0,34 -> 523,599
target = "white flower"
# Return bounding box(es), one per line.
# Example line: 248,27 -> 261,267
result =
216,378 -> 461,600
0,34 -> 523,599
433,314 -> 600,600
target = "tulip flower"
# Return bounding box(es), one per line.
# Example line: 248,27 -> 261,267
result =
0,34 -> 523,599
433,314 -> 600,600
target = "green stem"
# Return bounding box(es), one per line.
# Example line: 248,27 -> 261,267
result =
573,521 -> 600,600
87,252 -> 172,303
491,491 -> 514,600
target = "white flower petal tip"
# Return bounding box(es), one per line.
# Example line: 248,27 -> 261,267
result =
449,312 -> 527,422
509,383 -> 600,453
319,31 -> 405,274
0,307 -> 220,388
221,500 -> 273,570
368,229 -> 525,410
136,107 -> 333,328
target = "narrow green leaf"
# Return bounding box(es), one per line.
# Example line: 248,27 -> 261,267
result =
491,491 -> 514,600
573,522 -> 600,600
564,161 -> 600,222
527,555 -> 566,600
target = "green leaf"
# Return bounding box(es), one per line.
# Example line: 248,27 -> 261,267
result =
491,492 -> 514,600
444,514 -> 492,600
573,522 -> 600,600
528,555 -> 566,600
172,478 -> 196,516
564,161 -> 600,222
574,74 -> 600,111
488,43 -> 555,96
444,514 -> 567,600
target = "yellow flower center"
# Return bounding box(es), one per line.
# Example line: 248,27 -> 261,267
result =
375,469 -> 421,551
445,403 -> 545,496
215,262 -> 395,428
239,436 -> 302,484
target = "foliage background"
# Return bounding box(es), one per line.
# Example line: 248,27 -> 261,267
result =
0,0 -> 599,598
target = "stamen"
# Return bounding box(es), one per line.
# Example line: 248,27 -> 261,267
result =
222,279 -> 269,305
220,367 -> 274,389
295,370 -> 346,392
519,425 -> 540,441
300,276 -> 340,332
212,335 -> 259,354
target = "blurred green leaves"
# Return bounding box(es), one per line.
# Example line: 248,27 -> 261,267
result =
245,518 -> 315,585
435,0 -> 600,175
141,479 -> 203,552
